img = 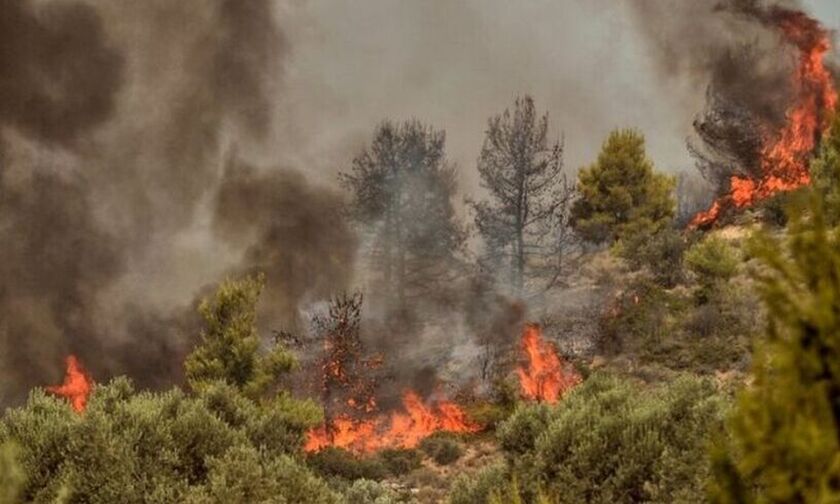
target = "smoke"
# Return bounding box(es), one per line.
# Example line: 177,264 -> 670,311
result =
213,156 -> 357,333
0,0 -> 343,404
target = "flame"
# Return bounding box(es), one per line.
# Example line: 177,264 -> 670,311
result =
46,355 -> 92,413
517,324 -> 580,404
690,10 -> 837,228
305,390 -> 480,453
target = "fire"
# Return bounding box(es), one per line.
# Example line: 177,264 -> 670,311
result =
304,390 -> 480,453
46,355 -> 92,413
517,324 -> 580,404
690,9 -> 837,228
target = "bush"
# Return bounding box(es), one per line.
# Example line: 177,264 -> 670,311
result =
448,463 -> 508,504
1,378 -> 329,502
341,479 -> 399,504
307,447 -> 389,481
493,373 -> 728,503
0,442 -> 24,504
377,448 -> 423,476
685,236 -> 739,303
618,225 -> 686,288
419,435 -> 464,465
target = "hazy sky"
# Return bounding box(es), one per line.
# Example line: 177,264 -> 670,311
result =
268,0 -> 840,198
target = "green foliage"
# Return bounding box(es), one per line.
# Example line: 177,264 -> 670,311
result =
0,442 -> 24,504
341,479 -> 399,504
710,194 -> 840,503
378,448 -> 423,476
572,129 -> 675,244
685,236 -> 739,286
184,274 -> 296,399
0,376 -> 326,503
599,277 -> 754,373
419,434 -> 464,465
810,113 -> 840,226
491,373 -> 727,503
307,447 -> 389,481
448,463 -> 508,504
618,225 -> 687,288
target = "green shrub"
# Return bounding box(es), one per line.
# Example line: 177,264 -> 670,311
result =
307,447 -> 389,481
419,435 -> 464,465
1,377 -> 329,502
448,463 -> 508,504
492,373 -> 728,503
618,225 -> 686,288
341,479 -> 399,504
0,442 -> 24,504
685,236 -> 739,303
377,448 -> 423,476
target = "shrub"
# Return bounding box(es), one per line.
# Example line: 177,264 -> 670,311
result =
419,435 -> 464,465
341,479 -> 399,504
1,377 -> 330,502
377,448 -> 423,476
307,448 -> 389,481
618,225 -> 687,288
685,236 -> 739,303
0,442 -> 24,504
493,373 -> 728,503
448,463 -> 508,504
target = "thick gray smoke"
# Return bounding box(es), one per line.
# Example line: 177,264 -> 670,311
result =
0,0 -> 351,404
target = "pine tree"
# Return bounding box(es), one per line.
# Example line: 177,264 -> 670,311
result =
571,129 -> 674,244
470,95 -> 573,296
185,274 -> 297,399
341,120 -> 465,308
711,193 -> 840,502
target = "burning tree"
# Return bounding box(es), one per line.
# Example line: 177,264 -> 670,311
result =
690,5 -> 838,228
305,293 -> 481,453
311,293 -> 383,431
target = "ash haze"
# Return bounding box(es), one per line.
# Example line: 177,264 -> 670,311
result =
0,0 -> 838,405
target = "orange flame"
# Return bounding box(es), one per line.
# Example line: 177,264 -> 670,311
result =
46,355 -> 92,413
517,324 -> 580,404
690,11 -> 837,228
304,390 -> 480,453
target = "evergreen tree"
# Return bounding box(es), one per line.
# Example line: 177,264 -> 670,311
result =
571,129 -> 675,244
470,95 -> 573,296
185,274 -> 296,399
810,113 -> 840,225
341,120 -> 465,308
711,193 -> 840,502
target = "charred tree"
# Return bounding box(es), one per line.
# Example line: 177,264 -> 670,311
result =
470,95 -> 573,297
312,293 -> 382,438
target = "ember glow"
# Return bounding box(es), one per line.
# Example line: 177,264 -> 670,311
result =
46,355 -> 92,413
304,390 -> 480,453
517,324 -> 580,404
690,9 -> 837,228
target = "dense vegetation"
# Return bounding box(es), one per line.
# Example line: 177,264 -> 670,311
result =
3,104 -> 840,503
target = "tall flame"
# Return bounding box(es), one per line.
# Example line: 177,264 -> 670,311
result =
46,355 -> 92,413
690,10 -> 837,228
517,324 -> 580,404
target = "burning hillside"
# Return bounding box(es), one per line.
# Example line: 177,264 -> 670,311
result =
690,5 -> 838,227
